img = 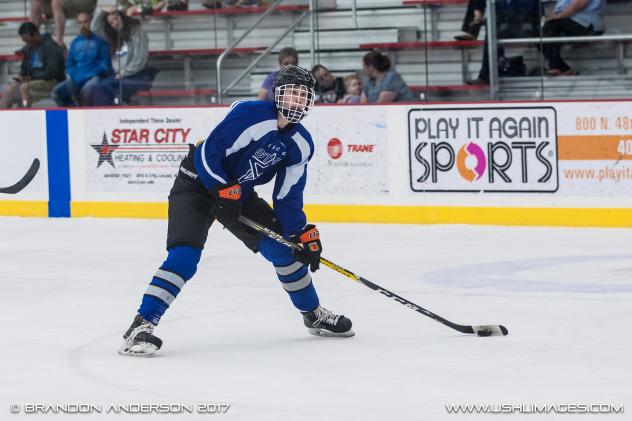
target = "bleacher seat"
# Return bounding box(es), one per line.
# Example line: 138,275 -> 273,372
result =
0,0 -> 630,104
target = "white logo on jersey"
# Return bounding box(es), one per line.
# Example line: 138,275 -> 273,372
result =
238,148 -> 284,182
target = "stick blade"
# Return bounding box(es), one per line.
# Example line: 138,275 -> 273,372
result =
473,324 -> 509,337
0,158 -> 40,194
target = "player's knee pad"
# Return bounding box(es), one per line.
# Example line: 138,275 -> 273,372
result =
257,236 -> 294,266
161,246 -> 202,280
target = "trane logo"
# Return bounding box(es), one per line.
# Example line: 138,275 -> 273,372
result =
347,144 -> 375,153
327,138 -> 375,159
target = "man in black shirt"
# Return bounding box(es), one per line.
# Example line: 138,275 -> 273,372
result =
1,22 -> 65,108
311,64 -> 346,104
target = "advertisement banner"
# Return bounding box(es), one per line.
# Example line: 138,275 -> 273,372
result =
5,100 -> 632,224
556,105 -> 632,196
0,110 -> 48,201
69,107 -> 228,201
69,106 -> 389,202
306,106 -> 389,195
408,107 -> 558,193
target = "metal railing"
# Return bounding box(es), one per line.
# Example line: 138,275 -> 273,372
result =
498,34 -> 632,45
485,0 -> 499,100
216,0 -> 311,104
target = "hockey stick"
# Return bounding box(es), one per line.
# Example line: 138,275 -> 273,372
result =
239,215 -> 508,337
0,158 -> 40,194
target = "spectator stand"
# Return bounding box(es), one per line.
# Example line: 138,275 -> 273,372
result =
135,2 -> 313,103
348,0 -> 486,100
0,0 -> 29,21
498,34 -> 632,100
0,53 -> 19,81
358,40 -> 486,98
136,4 -> 309,52
143,47 -> 266,104
0,1 -> 318,105
491,0 -> 632,100
209,0 -> 420,102
388,1 -> 487,97
249,1 -> 456,101
2,0 -> 631,105
402,0 -> 468,42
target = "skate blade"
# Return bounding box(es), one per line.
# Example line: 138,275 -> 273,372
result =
118,342 -> 158,357
308,327 -> 355,338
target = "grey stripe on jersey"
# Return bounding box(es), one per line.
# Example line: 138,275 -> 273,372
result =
276,132 -> 310,200
275,261 -> 304,276
200,119 -> 277,184
225,119 -> 277,156
144,285 -> 176,305
154,269 -> 186,289
281,272 -> 312,292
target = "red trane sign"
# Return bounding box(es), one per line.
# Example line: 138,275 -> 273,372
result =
327,138 -> 343,159
347,144 -> 375,152
327,138 -> 375,160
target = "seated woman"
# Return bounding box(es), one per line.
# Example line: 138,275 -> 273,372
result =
360,51 -> 413,103
90,6 -> 157,105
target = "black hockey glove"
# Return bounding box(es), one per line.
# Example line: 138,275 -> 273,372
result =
290,224 -> 322,272
210,181 -> 242,225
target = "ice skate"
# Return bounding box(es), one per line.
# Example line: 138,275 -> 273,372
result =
302,306 -> 354,337
119,314 -> 163,357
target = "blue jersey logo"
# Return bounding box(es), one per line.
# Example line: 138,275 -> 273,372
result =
238,147 -> 285,183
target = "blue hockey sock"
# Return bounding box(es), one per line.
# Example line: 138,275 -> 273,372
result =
258,236 -> 319,312
138,246 -> 202,325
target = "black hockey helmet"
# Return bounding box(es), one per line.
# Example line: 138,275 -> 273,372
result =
273,65 -> 316,123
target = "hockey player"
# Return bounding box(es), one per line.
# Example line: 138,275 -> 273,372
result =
120,65 -> 354,357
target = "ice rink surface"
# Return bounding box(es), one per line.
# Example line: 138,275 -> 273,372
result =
1,217 -> 630,420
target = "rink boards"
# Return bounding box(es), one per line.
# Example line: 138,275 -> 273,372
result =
2,100 -> 632,227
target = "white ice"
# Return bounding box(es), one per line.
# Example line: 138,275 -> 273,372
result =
0,217 -> 630,420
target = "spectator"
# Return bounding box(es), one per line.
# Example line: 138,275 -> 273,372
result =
311,64 -> 346,103
338,75 -> 362,104
360,51 -> 413,103
201,0 -> 222,8
52,12 -> 112,107
30,0 -> 98,47
90,7 -> 157,105
542,0 -> 605,76
166,0 -> 189,11
226,0 -> 262,6
202,0 -> 261,9
1,22 -> 65,108
467,0 -> 540,84
454,0 -> 486,41
125,0 -> 166,17
257,47 -> 298,101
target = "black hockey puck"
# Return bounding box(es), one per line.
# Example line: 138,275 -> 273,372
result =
477,329 -> 493,337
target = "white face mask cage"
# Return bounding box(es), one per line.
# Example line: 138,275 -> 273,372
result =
274,83 -> 315,123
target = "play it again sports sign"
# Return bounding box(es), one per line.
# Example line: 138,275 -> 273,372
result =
408,107 -> 559,193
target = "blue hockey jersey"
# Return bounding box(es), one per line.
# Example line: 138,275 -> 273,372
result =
194,100 -> 314,237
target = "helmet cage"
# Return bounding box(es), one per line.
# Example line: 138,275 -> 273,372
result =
274,83 -> 315,124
